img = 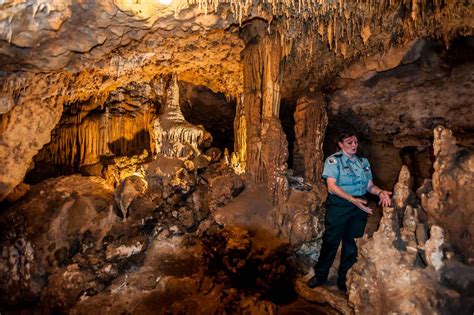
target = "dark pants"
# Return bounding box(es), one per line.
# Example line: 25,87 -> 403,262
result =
314,194 -> 368,285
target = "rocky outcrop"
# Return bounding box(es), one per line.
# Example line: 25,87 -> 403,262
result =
348,159 -> 473,314
0,175 -> 115,307
0,74 -> 67,201
420,126 -> 474,264
0,144 -> 246,312
295,278 -> 352,315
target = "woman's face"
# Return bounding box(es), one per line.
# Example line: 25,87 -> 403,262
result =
338,135 -> 358,156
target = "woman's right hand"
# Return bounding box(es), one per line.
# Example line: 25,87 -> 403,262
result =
351,198 -> 373,215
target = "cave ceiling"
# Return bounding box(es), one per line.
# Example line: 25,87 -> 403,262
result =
0,0 -> 472,101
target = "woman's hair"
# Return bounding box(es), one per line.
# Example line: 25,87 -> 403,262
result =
337,128 -> 357,143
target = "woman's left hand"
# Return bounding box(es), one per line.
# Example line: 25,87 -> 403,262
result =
378,191 -> 392,207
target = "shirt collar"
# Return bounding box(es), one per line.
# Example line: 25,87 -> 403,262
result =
338,150 -> 358,164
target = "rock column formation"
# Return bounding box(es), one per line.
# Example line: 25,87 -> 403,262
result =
292,93 -> 328,184
241,31 -> 289,205
232,97 -> 246,174
420,126 -> 474,264
348,166 -> 462,314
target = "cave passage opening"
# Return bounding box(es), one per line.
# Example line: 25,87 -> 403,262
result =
179,82 -> 237,153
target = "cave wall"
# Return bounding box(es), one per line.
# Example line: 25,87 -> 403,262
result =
325,37 -> 474,189
25,83 -> 158,182
0,0 -> 471,201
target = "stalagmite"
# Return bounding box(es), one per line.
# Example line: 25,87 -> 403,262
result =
421,126 -> 474,264
153,74 -> 212,159
292,92 -> 327,184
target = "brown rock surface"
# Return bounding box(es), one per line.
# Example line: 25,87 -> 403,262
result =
0,0 -> 472,313
153,74 -> 212,159
421,126 -> 474,264
326,39 -> 474,188
348,163 -> 472,314
292,92 -> 328,184
295,278 -> 352,315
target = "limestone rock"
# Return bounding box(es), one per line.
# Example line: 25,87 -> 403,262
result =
424,225 -> 446,271
421,126 -> 474,264
105,239 -> 146,262
339,39 -> 426,80
0,175 -> 114,307
295,278 -> 352,315
201,163 -> 245,211
41,264 -> 97,312
153,74 -> 212,159
393,165 -> 416,209
114,174 -> 148,221
193,154 -> 211,169
292,93 -> 328,184
348,166 -> 463,314
241,33 -> 289,205
0,94 -> 15,114
4,182 -> 30,202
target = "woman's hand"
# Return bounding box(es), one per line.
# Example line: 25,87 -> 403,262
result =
378,190 -> 392,207
350,197 -> 373,215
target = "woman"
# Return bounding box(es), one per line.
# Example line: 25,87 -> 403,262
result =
307,129 -> 391,293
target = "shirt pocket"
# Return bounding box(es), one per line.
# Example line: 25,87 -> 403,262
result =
339,173 -> 355,186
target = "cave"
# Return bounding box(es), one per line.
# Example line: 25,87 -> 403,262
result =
0,1 -> 473,314
179,82 -> 236,152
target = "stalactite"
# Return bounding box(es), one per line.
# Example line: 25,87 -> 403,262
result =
33,104 -> 154,175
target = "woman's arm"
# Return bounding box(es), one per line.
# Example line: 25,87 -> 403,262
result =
366,180 -> 392,207
327,177 -> 373,214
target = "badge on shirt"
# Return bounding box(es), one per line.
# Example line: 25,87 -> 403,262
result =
328,158 -> 337,165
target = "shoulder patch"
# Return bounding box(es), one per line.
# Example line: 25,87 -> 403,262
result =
328,158 -> 337,165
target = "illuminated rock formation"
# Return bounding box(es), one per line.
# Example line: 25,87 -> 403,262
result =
241,29 -> 289,205
348,138 -> 474,314
0,0 -> 472,313
153,74 -> 212,159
